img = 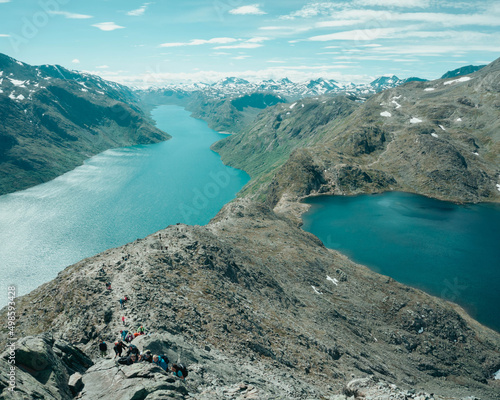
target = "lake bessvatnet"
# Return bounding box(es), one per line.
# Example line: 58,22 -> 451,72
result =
0,105 -> 249,307
301,191 -> 500,332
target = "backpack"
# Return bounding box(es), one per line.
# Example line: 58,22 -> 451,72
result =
128,345 -> 139,355
158,354 -> 169,365
177,363 -> 188,378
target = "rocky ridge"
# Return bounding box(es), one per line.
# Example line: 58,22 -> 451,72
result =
1,199 -> 500,399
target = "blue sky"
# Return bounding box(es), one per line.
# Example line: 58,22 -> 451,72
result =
0,0 -> 499,86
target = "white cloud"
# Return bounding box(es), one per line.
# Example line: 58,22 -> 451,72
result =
0,34 -> 10,37
354,0 -> 430,7
72,59 -> 80,64
214,43 -> 263,49
316,20 -> 365,28
160,37 -> 238,47
127,3 -> 151,17
280,3 -> 338,20
310,27 -> 397,41
48,11 -> 93,19
92,22 -> 125,31
96,65 -> 109,69
233,55 -> 250,60
229,5 -> 266,15
0,0 -> 11,3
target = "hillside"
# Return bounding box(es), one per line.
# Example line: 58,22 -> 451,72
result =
213,57 -> 500,208
0,54 -> 170,195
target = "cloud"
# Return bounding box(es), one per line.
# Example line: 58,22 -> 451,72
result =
214,43 -> 263,49
48,11 -> 93,19
160,37 -> 238,48
309,27 -> 398,41
72,59 -> 80,64
96,65 -> 109,69
280,3 -> 338,20
127,3 -> 151,17
92,22 -> 125,31
229,5 -> 266,15
233,55 -> 250,60
0,0 -> 11,3
0,34 -> 10,37
354,0 -> 430,7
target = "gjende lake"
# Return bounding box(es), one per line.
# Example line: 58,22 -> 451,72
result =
0,105 -> 249,307
301,192 -> 500,333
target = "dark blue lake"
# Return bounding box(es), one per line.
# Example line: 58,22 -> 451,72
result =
0,105 -> 249,307
301,192 -> 500,332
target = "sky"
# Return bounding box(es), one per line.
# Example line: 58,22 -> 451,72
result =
0,0 -> 499,86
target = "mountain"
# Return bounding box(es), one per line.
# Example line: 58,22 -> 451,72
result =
0,53 -> 170,195
138,74 -> 425,104
441,64 -> 487,79
213,57 -> 500,207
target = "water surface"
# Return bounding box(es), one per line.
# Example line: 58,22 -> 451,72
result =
301,192 -> 500,332
0,105 -> 249,306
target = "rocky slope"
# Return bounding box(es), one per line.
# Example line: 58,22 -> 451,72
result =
0,53 -> 170,195
213,57 -> 500,208
1,199 -> 500,399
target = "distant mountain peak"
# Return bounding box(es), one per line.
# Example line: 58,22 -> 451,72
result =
440,64 -> 487,79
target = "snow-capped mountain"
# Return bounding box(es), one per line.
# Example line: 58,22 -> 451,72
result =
141,75 -> 426,101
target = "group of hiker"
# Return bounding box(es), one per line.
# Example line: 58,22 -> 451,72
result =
97,284 -> 188,380
115,342 -> 188,379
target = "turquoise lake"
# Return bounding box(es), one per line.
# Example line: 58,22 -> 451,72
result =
0,105 -> 249,307
301,192 -> 500,332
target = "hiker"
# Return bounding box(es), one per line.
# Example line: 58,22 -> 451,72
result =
121,316 -> 126,325
113,340 -> 128,358
139,350 -> 153,363
124,295 -> 129,302
171,363 -> 188,380
127,344 -> 140,357
138,325 -> 145,335
120,330 -> 128,341
119,298 -> 124,309
98,341 -> 107,357
125,332 -> 134,343
117,353 -> 137,365
106,282 -> 112,290
152,354 -> 169,371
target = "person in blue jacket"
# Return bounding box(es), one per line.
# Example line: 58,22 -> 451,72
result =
152,354 -> 168,371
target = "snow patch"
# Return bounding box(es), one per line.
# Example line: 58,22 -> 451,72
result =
431,133 -> 439,138
410,117 -> 422,124
418,327 -> 424,334
391,100 -> 402,109
380,111 -> 392,117
424,88 -> 435,91
456,117 -> 462,122
301,103 -> 304,108
444,76 -> 472,85
392,95 -> 402,100
311,286 -> 323,295
81,88 -> 88,92
289,102 -> 297,109
16,94 -> 25,100
9,78 -> 26,87
496,184 -> 500,192
473,152 -> 479,156
16,61 -> 23,66
494,369 -> 500,379
0,71 -> 3,77
8,92 -> 16,100
327,276 -> 339,286
439,125 -> 446,131
0,89 -> 3,94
